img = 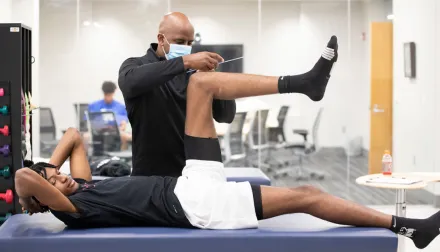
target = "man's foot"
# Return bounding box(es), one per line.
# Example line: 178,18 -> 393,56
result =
278,35 -> 338,101
390,210 -> 440,249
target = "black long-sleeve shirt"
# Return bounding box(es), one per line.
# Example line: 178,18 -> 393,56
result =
118,44 -> 236,177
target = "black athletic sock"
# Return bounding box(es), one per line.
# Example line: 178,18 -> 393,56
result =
278,35 -> 338,101
389,211 -> 440,249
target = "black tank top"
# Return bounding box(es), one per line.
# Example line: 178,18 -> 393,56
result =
51,176 -> 192,229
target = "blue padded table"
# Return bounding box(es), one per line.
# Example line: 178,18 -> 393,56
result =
91,167 -> 271,186
0,213 -> 397,252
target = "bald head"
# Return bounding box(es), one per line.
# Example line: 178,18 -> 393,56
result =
156,12 -> 195,57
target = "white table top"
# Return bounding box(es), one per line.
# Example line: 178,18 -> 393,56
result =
356,172 -> 440,190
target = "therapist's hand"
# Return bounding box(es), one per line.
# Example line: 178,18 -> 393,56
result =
183,52 -> 224,72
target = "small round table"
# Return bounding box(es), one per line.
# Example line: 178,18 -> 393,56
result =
356,172 -> 440,251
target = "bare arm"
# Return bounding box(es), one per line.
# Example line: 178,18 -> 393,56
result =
48,128 -> 92,181
15,168 -> 77,213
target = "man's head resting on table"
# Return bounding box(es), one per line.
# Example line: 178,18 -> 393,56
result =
156,12 -> 195,59
25,160 -> 79,197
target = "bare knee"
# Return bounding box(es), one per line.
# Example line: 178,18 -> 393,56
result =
290,185 -> 322,195
287,185 -> 323,213
188,72 -> 217,96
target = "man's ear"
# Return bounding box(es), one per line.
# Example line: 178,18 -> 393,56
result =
157,34 -> 165,47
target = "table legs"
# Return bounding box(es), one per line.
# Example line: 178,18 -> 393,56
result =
396,189 -> 407,217
395,189 -> 407,252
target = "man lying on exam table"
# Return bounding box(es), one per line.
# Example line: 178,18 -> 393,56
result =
15,35 -> 440,250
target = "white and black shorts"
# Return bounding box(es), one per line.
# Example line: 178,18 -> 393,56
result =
174,135 -> 263,229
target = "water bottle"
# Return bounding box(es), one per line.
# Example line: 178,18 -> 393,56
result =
382,150 -> 393,175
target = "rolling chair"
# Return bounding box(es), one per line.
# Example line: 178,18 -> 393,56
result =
266,106 -> 290,170
39,107 -> 59,158
275,107 -> 325,180
245,110 -> 270,170
222,112 -> 247,167
73,103 -> 89,132
86,111 -> 132,163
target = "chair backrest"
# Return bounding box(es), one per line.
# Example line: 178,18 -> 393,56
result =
39,107 -> 56,141
249,109 -> 269,147
277,106 -> 289,127
312,107 -> 324,149
223,112 -> 247,159
86,111 -> 121,155
73,103 -> 89,132
273,105 -> 289,142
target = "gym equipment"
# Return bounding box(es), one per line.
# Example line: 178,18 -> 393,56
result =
0,213 -> 11,223
0,105 -> 8,115
0,23 -> 34,217
0,145 -> 10,157
0,125 -> 9,136
0,189 -> 13,204
0,213 -> 397,252
0,166 -> 10,178
90,167 -> 271,186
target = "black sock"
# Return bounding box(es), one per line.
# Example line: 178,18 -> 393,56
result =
389,211 -> 440,249
278,35 -> 338,101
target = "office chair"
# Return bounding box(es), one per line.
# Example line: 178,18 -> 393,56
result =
275,107 -> 325,180
86,111 -> 132,163
73,103 -> 89,132
39,107 -> 59,158
222,112 -> 247,167
245,110 -> 270,170
266,106 -> 290,170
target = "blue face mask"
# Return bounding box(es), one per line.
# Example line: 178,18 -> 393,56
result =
161,35 -> 192,59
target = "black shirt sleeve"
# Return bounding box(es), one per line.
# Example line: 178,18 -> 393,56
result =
118,57 -> 186,99
212,99 -> 236,123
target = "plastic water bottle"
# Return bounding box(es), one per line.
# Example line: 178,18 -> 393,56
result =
382,150 -> 393,175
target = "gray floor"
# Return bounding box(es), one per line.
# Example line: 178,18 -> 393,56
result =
227,147 -> 434,206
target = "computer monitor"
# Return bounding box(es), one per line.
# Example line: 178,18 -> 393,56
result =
191,44 -> 244,73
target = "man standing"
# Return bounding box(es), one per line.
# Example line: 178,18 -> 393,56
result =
118,12 -> 235,177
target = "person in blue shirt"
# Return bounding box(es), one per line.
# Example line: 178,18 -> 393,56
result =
88,81 -> 132,150
88,81 -> 128,123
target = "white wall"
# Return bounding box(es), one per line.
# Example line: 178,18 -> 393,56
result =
40,0 -> 167,137
0,0 -> 12,23
392,0 -> 440,194
40,0 -> 377,148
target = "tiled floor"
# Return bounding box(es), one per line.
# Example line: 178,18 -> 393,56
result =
370,205 -> 440,252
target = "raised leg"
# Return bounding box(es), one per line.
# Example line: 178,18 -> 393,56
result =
184,37 -> 440,249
